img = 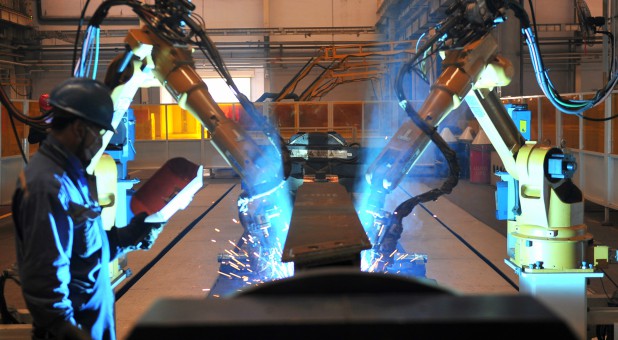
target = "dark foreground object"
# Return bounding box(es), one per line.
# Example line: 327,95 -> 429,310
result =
128,268 -> 577,340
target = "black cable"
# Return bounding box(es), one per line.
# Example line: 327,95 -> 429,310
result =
299,60 -> 338,100
0,86 -> 51,127
381,17 -> 460,239
578,112 -> 618,121
597,268 -> 617,339
600,267 -> 618,288
188,20 -> 291,175
599,273 -> 615,306
395,22 -> 450,97
598,30 -> 615,76
375,1 -> 534,256
372,38 -> 460,258
0,268 -> 21,324
78,0 -> 141,77
519,0 -> 618,119
597,325 -> 612,340
274,56 -> 318,101
576,29 -> 618,122
9,84 -> 29,98
523,0 -> 555,103
526,0 -> 537,36
84,0 -> 290,179
0,85 -> 33,163
71,0 -> 91,77
0,80 -> 51,163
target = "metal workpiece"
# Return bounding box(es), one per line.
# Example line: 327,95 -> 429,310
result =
282,182 -> 371,271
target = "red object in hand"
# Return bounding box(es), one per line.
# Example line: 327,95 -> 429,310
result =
130,157 -> 201,216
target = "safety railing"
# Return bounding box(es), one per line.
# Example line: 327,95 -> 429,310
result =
2,96 -> 617,210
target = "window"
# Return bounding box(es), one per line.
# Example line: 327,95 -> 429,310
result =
160,77 -> 251,104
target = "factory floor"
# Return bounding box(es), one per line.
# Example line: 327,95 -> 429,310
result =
1,169 -> 618,339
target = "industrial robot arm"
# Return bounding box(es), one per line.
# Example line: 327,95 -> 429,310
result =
83,0 -> 287,196
77,0 -> 293,278
363,0 -> 600,273
363,0 -> 515,264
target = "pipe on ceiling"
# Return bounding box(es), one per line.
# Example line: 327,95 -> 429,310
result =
35,0 -> 139,25
0,59 -> 31,67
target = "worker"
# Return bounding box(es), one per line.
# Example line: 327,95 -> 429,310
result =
11,77 -> 164,340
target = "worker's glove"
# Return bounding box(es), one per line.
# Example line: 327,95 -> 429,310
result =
117,212 -> 165,250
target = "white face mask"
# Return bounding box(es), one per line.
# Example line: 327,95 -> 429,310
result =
78,125 -> 104,167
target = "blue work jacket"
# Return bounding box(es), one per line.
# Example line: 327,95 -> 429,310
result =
13,135 -> 126,340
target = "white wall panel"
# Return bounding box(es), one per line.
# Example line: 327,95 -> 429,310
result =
268,0 -> 375,28
38,0 -> 376,26
267,0 -> 377,43
580,153 -> 607,203
579,62 -> 605,94
333,0 -> 375,27
201,0 -> 263,28
528,0 -> 573,24
270,0 -> 334,27
202,141 -> 231,168
132,141 -> 169,168
40,0 -> 137,18
40,0 -> 86,18
167,140 -> 202,166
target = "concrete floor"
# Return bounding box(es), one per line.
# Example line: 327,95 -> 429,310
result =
2,169 -> 618,339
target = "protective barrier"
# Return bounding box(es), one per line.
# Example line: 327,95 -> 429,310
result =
469,143 -> 492,184
1,96 -> 617,211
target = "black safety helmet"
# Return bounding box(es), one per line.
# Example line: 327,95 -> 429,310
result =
48,77 -> 115,132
